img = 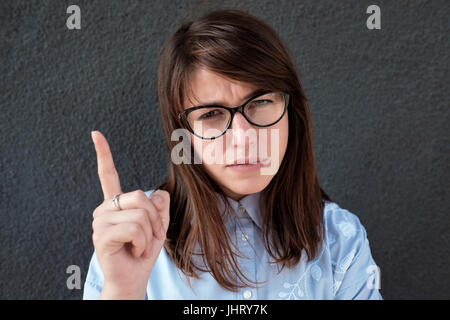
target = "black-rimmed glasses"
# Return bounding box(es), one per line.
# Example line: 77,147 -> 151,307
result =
178,90 -> 290,140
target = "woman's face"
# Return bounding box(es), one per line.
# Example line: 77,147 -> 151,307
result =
183,68 -> 289,200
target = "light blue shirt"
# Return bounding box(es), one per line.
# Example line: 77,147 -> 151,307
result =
84,190 -> 382,300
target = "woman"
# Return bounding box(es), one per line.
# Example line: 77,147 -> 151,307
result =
84,9 -> 382,300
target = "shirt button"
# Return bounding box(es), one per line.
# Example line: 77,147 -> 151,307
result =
238,205 -> 246,214
241,233 -> 249,241
243,290 -> 252,299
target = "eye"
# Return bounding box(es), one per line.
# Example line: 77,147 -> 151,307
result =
248,99 -> 273,108
253,99 -> 272,105
198,109 -> 223,120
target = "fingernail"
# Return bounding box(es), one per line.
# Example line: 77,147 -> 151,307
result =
91,131 -> 97,143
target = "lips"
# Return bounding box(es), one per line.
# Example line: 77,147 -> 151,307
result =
226,158 -> 270,166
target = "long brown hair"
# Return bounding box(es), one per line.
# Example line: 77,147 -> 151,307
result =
155,9 -> 332,292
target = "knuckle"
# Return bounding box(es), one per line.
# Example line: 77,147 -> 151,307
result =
127,223 -> 140,236
92,231 -> 100,246
136,209 -> 148,224
93,202 -> 108,218
138,190 -> 149,202
91,218 -> 97,230
91,216 -> 103,231
158,190 -> 170,203
161,189 -> 170,198
92,207 -> 100,219
132,189 -> 148,203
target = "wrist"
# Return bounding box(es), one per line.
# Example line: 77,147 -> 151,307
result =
100,282 -> 147,300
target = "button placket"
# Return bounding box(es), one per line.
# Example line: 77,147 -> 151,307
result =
234,203 -> 258,301
237,203 -> 249,245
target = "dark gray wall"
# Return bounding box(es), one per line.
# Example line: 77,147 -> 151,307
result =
0,0 -> 448,299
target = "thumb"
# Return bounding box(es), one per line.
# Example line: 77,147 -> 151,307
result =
149,190 -> 170,231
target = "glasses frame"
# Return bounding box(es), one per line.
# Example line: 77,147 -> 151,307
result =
178,90 -> 290,140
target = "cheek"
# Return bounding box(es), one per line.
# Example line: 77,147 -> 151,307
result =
190,134 -> 224,172
263,112 -> 289,160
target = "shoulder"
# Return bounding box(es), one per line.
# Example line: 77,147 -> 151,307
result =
322,201 -> 381,298
322,201 -> 366,244
322,200 -> 371,274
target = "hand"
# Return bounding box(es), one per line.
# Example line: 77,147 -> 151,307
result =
90,130 -> 170,299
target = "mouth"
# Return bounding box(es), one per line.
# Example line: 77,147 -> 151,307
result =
225,157 -> 271,167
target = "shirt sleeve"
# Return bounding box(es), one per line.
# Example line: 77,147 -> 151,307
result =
333,223 -> 382,300
83,251 -> 104,300
83,250 -> 151,300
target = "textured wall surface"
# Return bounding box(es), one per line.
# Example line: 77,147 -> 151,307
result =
0,0 -> 448,299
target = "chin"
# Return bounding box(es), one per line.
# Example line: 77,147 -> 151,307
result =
203,164 -> 276,198
221,175 -> 272,196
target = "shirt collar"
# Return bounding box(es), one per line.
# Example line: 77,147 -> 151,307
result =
215,191 -> 263,230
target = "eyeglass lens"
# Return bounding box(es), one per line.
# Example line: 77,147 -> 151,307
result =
186,91 -> 287,139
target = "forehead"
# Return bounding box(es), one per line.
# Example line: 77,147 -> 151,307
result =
183,68 -> 259,109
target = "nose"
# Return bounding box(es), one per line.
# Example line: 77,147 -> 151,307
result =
229,112 -> 256,147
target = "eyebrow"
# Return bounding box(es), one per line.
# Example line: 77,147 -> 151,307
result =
192,89 -> 267,108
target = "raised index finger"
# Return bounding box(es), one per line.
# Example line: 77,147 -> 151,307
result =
91,130 -> 123,200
